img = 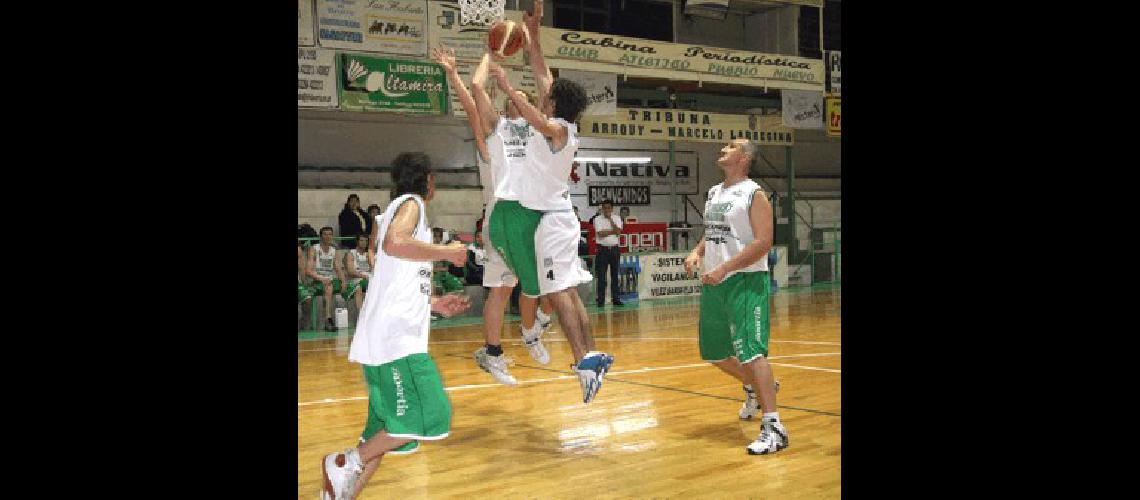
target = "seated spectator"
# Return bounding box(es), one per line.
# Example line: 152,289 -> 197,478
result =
298,244 -> 314,304
306,226 -> 346,331
365,204 -> 381,236
343,234 -> 372,312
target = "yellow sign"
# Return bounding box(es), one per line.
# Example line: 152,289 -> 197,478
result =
578,108 -> 794,145
541,28 -> 824,91
826,95 -> 841,137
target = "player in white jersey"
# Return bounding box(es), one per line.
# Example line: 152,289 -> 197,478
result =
307,226 -> 346,331
344,234 -> 372,313
320,152 -> 472,500
486,0 -> 615,404
683,139 -> 788,455
432,45 -> 555,386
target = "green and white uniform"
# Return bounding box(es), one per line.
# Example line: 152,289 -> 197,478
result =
312,244 -> 342,295
487,117 -> 543,296
349,194 -> 452,443
344,248 -> 370,298
523,118 -> 592,295
698,179 -> 771,363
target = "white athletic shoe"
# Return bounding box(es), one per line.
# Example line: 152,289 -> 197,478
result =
574,352 -> 615,404
473,347 -> 518,385
739,380 -> 781,420
747,420 -> 789,455
521,325 -> 550,365
321,448 -> 363,499
536,310 -> 553,335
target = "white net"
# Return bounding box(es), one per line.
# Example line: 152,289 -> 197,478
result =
458,0 -> 505,26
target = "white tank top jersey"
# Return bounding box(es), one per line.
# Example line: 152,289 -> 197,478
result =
491,117 -> 533,202
518,118 -> 577,211
349,248 -> 370,277
702,179 -> 769,278
349,194 -> 434,366
314,244 -> 338,279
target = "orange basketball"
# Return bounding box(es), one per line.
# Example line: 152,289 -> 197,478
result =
488,20 -> 528,57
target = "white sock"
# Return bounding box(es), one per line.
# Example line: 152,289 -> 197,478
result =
521,323 -> 540,340
762,412 -> 780,424
743,384 -> 754,393
536,309 -> 550,323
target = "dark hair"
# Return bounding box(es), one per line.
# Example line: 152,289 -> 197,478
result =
319,226 -> 334,236
391,152 -> 432,198
549,78 -> 588,123
367,204 -> 380,213
601,200 -> 613,207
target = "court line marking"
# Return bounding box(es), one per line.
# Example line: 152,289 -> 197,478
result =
298,338 -> 839,353
297,353 -> 840,407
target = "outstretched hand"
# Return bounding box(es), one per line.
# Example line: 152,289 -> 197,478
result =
524,0 -> 542,39
430,46 -> 457,72
431,293 -> 471,317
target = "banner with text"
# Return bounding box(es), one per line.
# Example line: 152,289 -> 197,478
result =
298,47 -> 338,108
826,95 -> 841,136
781,89 -> 824,129
317,0 -> 428,57
299,0 -> 316,46
338,54 -> 449,115
558,69 -> 617,117
427,1 -> 526,64
448,62 -> 536,119
827,50 -> 841,95
541,28 -> 823,91
637,253 -> 703,300
570,149 -> 700,198
577,108 -> 794,145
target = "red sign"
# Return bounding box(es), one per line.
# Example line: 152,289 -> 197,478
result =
583,221 -> 668,255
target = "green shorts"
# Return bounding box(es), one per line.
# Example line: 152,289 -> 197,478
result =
487,200 -> 542,297
298,282 -> 315,304
432,271 -> 464,294
312,278 -> 342,296
343,278 -> 368,300
360,353 -> 452,443
699,271 -> 771,363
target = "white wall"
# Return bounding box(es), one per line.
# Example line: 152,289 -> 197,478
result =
298,188 -> 485,238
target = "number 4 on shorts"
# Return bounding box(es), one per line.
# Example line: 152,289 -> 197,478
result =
547,270 -> 555,280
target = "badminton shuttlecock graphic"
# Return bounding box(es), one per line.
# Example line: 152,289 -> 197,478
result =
346,59 -> 367,82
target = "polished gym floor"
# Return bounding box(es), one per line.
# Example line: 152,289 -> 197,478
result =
298,285 -> 840,498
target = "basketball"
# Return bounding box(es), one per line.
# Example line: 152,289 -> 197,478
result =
487,20 -> 528,57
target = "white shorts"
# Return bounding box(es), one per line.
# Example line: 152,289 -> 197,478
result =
536,210 -> 593,295
482,203 -> 518,288
482,242 -> 519,288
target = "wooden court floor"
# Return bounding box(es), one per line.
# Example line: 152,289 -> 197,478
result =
298,287 -> 840,498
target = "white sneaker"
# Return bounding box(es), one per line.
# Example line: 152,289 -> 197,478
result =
739,380 -> 780,420
746,420 -> 789,455
521,325 -> 550,365
473,347 -> 518,385
574,352 -> 614,404
321,448 -> 363,499
536,310 -> 553,335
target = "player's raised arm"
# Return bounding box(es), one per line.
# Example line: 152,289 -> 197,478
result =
432,46 -> 490,163
470,52 -> 505,137
523,0 -> 553,98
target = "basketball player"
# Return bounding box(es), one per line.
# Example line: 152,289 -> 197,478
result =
321,152 -> 472,500
438,45 -> 559,382
344,234 -> 371,312
308,226 -> 346,331
683,139 -> 788,455
485,0 -> 614,403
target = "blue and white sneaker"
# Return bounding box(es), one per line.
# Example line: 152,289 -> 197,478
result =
574,352 -> 615,404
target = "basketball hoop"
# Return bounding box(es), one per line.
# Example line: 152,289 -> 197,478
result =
458,0 -> 506,26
